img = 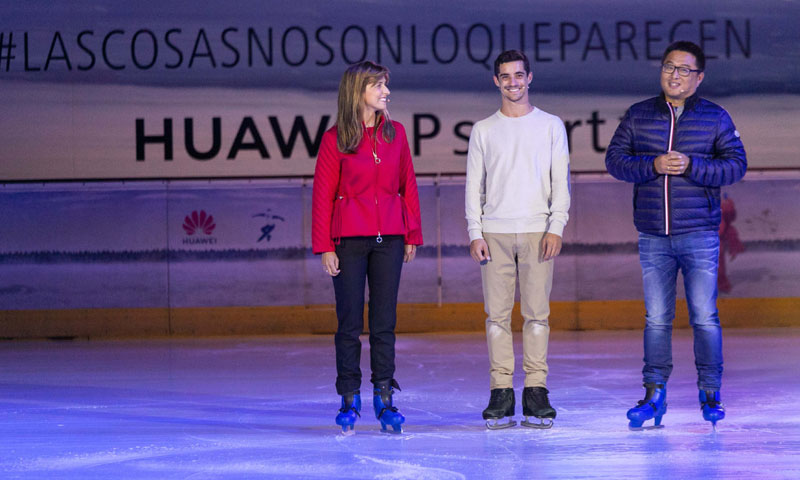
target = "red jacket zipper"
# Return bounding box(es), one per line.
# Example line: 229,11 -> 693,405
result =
373,136 -> 382,243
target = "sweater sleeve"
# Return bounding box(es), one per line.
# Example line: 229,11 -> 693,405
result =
311,131 -> 340,254
685,109 -> 747,186
397,124 -> 423,245
464,124 -> 486,242
547,119 -> 571,237
605,108 -> 659,184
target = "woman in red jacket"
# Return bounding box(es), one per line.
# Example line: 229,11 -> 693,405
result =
312,61 -> 423,435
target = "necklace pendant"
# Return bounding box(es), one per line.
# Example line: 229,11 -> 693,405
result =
373,153 -> 381,164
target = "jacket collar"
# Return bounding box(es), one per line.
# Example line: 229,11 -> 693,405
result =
657,92 -> 700,113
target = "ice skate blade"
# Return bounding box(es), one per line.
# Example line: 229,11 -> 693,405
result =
379,418 -> 404,434
340,428 -> 356,436
485,418 -> 517,430
628,424 -> 665,431
521,417 -> 553,429
380,425 -> 403,434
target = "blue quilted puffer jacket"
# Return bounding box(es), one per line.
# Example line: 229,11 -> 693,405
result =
605,93 -> 747,236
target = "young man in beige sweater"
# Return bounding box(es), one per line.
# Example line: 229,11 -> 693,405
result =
465,49 -> 571,430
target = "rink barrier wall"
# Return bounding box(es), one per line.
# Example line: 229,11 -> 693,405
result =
3,172 -> 799,338
1,297 -> 797,339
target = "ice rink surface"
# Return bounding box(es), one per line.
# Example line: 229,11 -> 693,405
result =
1,328 -> 799,479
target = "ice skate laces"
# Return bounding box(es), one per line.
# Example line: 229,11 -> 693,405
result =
528,389 -> 551,408
339,393 -> 361,417
339,405 -> 361,417
376,380 -> 401,417
700,391 -> 720,409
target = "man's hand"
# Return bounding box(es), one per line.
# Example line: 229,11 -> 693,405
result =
654,150 -> 690,175
469,239 -> 491,264
404,244 -> 417,263
540,233 -> 562,261
321,251 -> 340,276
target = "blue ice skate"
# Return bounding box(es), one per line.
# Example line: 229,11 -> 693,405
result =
373,380 -> 404,434
627,383 -> 667,430
699,390 -> 725,430
335,392 -> 361,435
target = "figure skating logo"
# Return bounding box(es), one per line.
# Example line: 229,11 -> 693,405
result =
183,210 -> 216,236
252,210 -> 285,242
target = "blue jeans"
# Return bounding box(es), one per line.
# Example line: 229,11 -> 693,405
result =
638,231 -> 723,391
332,236 -> 405,395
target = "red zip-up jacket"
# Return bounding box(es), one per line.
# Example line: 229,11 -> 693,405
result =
312,120 -> 423,254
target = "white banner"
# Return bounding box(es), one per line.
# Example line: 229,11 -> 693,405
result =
1,0 -> 797,180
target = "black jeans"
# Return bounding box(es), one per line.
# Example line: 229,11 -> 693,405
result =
333,235 -> 404,395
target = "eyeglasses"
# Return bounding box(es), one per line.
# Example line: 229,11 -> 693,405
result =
661,63 -> 703,77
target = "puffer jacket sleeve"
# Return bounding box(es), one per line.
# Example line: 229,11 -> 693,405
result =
605,108 -> 659,184
685,109 -> 747,186
311,131 -> 340,254
397,123 -> 423,245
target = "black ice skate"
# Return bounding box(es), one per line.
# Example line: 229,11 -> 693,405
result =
482,388 -> 517,430
521,386 -> 556,429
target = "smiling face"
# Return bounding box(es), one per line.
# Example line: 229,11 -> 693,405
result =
362,76 -> 390,121
660,50 -> 704,106
493,61 -> 532,104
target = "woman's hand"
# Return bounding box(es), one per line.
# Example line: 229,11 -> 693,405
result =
322,251 -> 340,276
404,244 -> 417,263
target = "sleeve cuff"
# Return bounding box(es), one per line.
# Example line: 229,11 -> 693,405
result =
547,222 -> 565,237
468,229 -> 484,242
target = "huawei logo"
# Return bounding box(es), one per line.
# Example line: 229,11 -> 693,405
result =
183,210 -> 216,235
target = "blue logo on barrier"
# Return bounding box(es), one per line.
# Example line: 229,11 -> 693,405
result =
253,210 -> 285,242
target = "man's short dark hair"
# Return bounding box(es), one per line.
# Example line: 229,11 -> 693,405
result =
494,50 -> 530,77
662,41 -> 705,71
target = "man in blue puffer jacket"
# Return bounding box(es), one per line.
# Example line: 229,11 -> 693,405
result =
606,41 -> 746,431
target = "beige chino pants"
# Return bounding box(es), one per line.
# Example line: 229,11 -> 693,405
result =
481,232 -> 553,389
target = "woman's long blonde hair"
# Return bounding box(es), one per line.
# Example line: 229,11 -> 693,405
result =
336,61 -> 396,153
